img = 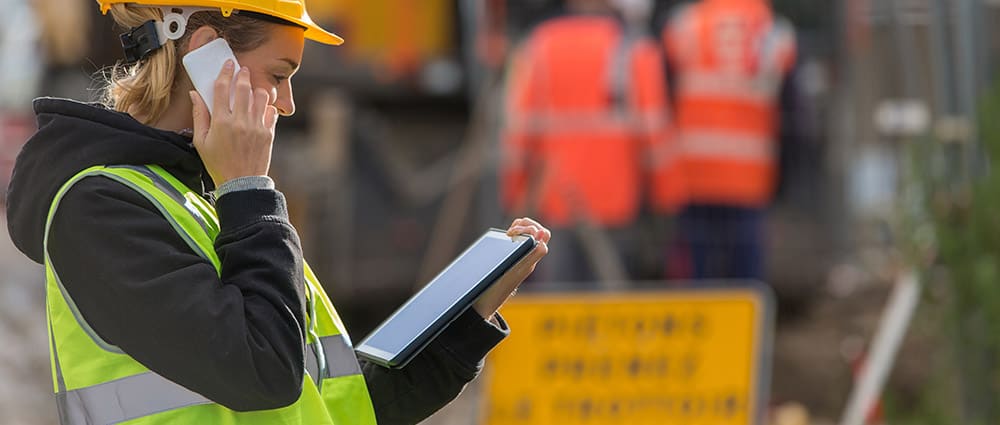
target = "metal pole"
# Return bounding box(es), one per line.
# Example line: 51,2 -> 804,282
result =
841,3 -> 928,424
840,271 -> 923,425
927,0 -> 955,117
954,0 -> 979,181
888,0 -> 920,98
458,0 -> 484,103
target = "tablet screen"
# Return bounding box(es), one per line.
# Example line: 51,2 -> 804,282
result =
357,230 -> 534,366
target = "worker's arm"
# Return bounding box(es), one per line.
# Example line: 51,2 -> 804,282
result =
48,177 -> 308,412
772,17 -> 801,201
360,309 -> 508,425
660,2 -> 694,108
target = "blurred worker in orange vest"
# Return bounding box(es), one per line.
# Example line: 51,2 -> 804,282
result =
501,0 -> 683,284
661,0 -> 796,281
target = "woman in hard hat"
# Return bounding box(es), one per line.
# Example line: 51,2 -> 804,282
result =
5,1 -> 550,423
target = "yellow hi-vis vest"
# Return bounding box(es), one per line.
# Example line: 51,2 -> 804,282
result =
43,165 -> 377,424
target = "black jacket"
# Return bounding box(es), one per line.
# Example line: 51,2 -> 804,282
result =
6,98 -> 506,424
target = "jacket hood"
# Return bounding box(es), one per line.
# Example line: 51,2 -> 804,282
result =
6,98 -> 206,264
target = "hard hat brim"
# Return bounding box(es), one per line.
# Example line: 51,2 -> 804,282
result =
97,1 -> 344,45
235,5 -> 344,45
302,25 -> 344,46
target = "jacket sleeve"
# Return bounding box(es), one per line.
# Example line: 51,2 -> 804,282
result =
47,176 -> 308,412
362,309 -> 508,425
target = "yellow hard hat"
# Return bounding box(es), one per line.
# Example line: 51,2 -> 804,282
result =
96,0 -> 344,45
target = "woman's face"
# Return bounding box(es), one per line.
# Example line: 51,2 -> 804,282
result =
233,24 -> 306,117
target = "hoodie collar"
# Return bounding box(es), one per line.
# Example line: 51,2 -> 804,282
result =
6,98 -> 207,263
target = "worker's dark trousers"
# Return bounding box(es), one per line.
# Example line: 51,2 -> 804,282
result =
676,204 -> 765,282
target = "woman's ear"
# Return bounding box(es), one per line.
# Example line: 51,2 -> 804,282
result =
184,26 -> 220,55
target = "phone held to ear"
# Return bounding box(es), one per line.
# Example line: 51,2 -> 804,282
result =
183,38 -> 240,116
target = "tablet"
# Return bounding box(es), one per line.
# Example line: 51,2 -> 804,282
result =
355,229 -> 536,368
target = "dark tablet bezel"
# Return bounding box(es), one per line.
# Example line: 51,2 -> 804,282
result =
355,229 -> 536,368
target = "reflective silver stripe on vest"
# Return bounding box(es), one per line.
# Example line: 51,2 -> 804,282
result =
506,110 -> 667,136
56,372 -> 212,425
680,130 -> 775,162
50,166 -> 364,423
319,335 -> 363,379
55,337 -> 362,424
50,323 -> 73,425
109,166 -> 213,238
92,167 -> 216,273
306,335 -> 363,384
677,71 -> 782,103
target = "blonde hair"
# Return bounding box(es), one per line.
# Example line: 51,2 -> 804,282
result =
103,4 -> 272,125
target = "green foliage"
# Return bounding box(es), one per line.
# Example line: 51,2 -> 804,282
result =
896,80 -> 1000,423
882,386 -> 956,425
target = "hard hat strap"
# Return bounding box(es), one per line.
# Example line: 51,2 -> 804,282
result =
158,7 -> 216,40
120,20 -> 166,63
119,6 -> 214,63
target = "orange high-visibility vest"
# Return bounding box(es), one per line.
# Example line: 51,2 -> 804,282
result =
663,0 -> 796,207
502,15 -> 683,227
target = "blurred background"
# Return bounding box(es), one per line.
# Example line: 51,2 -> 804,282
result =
2,0 -> 1000,424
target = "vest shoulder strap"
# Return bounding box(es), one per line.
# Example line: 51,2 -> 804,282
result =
608,28 -> 640,114
43,165 -> 223,354
46,165 -> 222,272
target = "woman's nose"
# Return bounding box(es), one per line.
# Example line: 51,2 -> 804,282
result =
274,85 -> 295,117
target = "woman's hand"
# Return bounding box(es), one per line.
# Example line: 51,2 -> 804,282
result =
473,217 -> 551,320
190,60 -> 279,186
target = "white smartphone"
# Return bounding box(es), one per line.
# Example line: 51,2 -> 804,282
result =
182,38 -> 240,116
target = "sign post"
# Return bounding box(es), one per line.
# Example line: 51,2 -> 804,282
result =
481,286 -> 774,425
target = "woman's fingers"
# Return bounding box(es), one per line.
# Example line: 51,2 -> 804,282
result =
524,239 -> 549,268
232,67 -> 253,116
264,105 -> 279,132
212,59 -> 236,115
194,65 -> 277,186
506,216 -> 551,274
252,88 -> 269,125
528,239 -> 549,260
507,217 -> 552,244
471,224 -> 549,319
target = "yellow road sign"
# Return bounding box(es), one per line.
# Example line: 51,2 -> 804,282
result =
481,287 -> 773,425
